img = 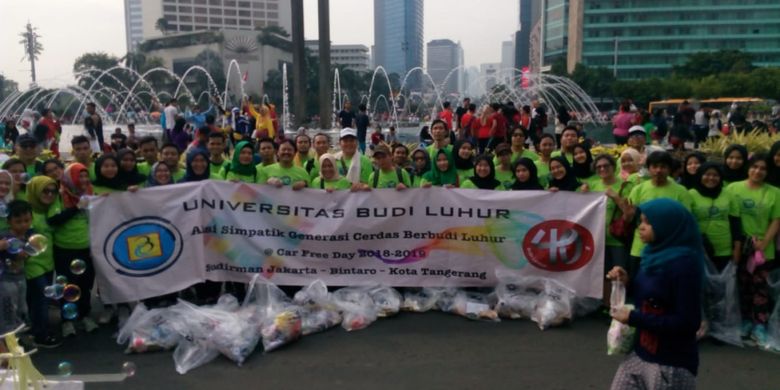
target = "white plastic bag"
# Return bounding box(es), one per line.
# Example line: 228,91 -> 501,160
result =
530,279 -> 575,330
401,287 -> 443,312
439,289 -> 499,322
367,286 -> 402,317
494,275 -> 544,319
116,303 -> 182,353
332,287 -> 379,331
607,304 -> 636,355
173,338 -> 220,375
244,276 -> 302,352
293,280 -> 342,336
702,261 -> 743,346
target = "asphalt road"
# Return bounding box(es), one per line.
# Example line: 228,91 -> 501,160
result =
28,311 -> 779,390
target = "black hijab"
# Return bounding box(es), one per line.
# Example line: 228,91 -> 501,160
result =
93,154 -> 124,190
693,162 -> 723,199
469,154 -> 501,190
680,151 -> 706,190
183,148 -> 212,182
767,141 -> 780,188
117,148 -> 147,186
511,157 -> 543,190
452,139 -> 474,171
548,156 -> 580,192
571,143 -> 593,179
722,144 -> 748,183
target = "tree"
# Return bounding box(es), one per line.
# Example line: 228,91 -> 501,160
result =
155,18 -> 170,35
672,50 -> 754,78
19,22 -> 43,84
0,74 -> 19,102
257,26 -> 292,51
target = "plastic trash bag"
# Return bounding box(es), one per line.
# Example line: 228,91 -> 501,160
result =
439,289 -> 499,322
293,280 -> 342,336
244,276 -> 302,352
702,261 -> 743,347
367,286 -> 402,317
530,279 -> 575,330
332,287 -> 379,331
173,338 -> 220,375
766,270 -> 780,352
607,304 -> 636,355
494,275 -> 544,319
401,287 -> 444,312
117,303 -> 182,353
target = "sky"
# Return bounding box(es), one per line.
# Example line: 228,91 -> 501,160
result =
0,0 -> 518,89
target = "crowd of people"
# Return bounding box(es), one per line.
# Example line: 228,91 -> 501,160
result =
0,96 -> 778,388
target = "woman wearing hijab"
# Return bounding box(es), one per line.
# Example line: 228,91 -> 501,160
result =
47,163 -> 96,338
219,140 -> 263,183
689,163 -> 741,270
452,139 -> 475,183
461,155 -> 504,190
607,199 -> 704,390
421,149 -> 459,188
311,153 -> 351,191
117,148 -> 147,188
25,176 -> 63,345
679,152 -> 706,190
619,148 -> 642,183
92,154 -> 126,195
722,144 -> 748,185
409,148 -> 431,188
509,158 -> 543,191
571,143 -> 597,186
181,148 -> 213,182
547,156 -> 581,192
147,162 -> 174,187
42,159 -> 64,183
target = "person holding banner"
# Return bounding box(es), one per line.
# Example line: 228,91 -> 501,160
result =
493,144 -> 515,189
421,149 -> 459,188
452,139 -> 475,184
607,198 -> 703,390
311,153 -> 351,191
264,139 -> 310,190
336,128 -> 372,186
547,156 -> 581,192
220,141 -> 263,183
368,145 -> 411,190
508,157 -> 543,191
409,148 -> 431,188
460,155 -> 504,190
181,149 -> 214,182
91,155 -> 126,195
207,132 -> 229,176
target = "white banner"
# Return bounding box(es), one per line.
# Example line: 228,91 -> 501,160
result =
89,181 -> 606,303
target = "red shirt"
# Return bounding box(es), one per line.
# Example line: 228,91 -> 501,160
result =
460,112 -> 474,137
478,116 -> 494,139
439,109 -> 453,130
491,112 -> 507,139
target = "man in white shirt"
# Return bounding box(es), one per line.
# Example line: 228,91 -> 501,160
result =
163,98 -> 178,142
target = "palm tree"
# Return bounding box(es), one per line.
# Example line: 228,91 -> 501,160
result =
19,22 -> 43,85
155,17 -> 170,35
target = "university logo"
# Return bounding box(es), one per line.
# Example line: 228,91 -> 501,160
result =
522,220 -> 594,272
103,217 -> 183,277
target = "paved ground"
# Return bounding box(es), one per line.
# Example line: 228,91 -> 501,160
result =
28,311 -> 779,390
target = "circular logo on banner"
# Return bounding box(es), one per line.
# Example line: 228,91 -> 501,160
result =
522,220 -> 594,271
103,217 -> 183,277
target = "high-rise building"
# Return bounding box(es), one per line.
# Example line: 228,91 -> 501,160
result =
426,39 -> 464,95
480,63 -> 501,93
501,40 -> 515,84
125,0 -> 293,51
514,0 -> 534,71
373,0 -> 424,85
305,41 -> 371,73
535,0 -> 780,79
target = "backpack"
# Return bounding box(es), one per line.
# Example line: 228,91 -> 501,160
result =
372,167 -> 405,189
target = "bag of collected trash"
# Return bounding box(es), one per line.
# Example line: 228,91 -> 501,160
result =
439,289 -> 499,322
607,304 -> 636,355
293,280 -> 342,336
244,276 -> 302,352
702,260 -> 742,346
494,275 -> 543,319
401,287 -> 444,312
331,287 -> 379,331
366,286 -> 402,317
116,303 -> 182,353
173,338 -> 220,375
530,278 -> 575,330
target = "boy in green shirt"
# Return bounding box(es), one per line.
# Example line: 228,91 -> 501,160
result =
368,144 -> 411,190
207,132 -> 229,177
160,143 -> 185,182
136,136 -> 159,178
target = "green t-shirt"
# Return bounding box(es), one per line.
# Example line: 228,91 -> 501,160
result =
219,165 -> 264,184
26,210 -> 54,279
368,168 -> 412,189
495,166 -> 515,189
311,177 -> 351,190
591,178 -> 634,247
48,202 -> 89,250
457,168 -> 472,185
137,161 -> 153,178
92,185 -> 123,195
338,154 -> 373,184
88,164 -> 97,182
535,159 -> 551,189
262,163 -> 310,187
627,180 -> 693,257
426,144 -> 453,162
171,168 -> 185,183
550,151 -> 574,164
689,188 -> 739,257
493,149 -> 539,167
725,181 -> 780,260
306,158 -> 321,181
460,179 -> 506,191
409,173 -> 424,188
210,160 -> 229,177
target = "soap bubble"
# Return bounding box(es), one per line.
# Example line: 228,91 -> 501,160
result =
69,259 -> 87,275
55,275 -> 68,285
62,284 -> 82,303
43,285 -> 56,298
7,238 -> 23,254
18,173 -> 30,185
121,361 -> 136,377
23,234 -> 48,256
62,303 -> 78,320
57,361 -> 72,377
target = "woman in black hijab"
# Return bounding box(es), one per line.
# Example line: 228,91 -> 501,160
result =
548,156 -> 580,192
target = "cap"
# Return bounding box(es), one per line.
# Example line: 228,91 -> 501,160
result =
373,144 -> 391,157
16,134 -> 37,146
340,127 -> 357,139
628,125 -> 646,135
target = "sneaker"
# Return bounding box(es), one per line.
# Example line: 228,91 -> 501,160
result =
741,320 -> 754,338
97,305 -> 115,325
82,317 -> 99,333
62,322 -> 76,338
751,324 -> 769,348
34,334 -> 62,349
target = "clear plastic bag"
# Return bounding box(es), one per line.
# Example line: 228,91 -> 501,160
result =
331,287 -> 379,331
116,303 -> 182,353
173,338 -> 220,375
530,279 -> 575,330
439,289 -> 499,322
607,304 -> 636,355
702,261 -> 743,347
293,280 -> 342,336
494,275 -> 544,319
401,287 -> 444,312
367,286 -> 402,317
766,270 -> 780,352
244,276 -> 302,352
